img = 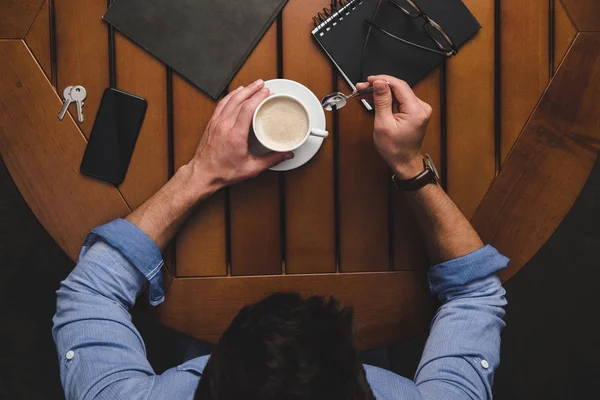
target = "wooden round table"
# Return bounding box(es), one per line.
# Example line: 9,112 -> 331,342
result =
1,0 -> 599,349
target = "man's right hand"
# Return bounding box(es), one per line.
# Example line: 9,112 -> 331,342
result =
190,79 -> 294,191
356,75 -> 432,180
357,76 -> 485,266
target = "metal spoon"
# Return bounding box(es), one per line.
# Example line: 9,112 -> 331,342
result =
321,86 -> 375,111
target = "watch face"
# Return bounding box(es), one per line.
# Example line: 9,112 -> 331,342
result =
425,154 -> 441,182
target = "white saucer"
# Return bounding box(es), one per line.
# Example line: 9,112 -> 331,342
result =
262,79 -> 327,172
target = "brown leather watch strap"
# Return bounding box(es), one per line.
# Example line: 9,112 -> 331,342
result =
392,169 -> 436,191
392,154 -> 440,191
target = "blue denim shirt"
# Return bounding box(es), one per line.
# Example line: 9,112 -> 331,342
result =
53,219 -> 508,399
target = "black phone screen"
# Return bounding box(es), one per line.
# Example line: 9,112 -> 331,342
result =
80,88 -> 147,185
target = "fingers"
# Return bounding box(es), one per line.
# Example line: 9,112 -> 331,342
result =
354,81 -> 375,102
249,151 -> 294,175
371,79 -> 394,123
220,79 -> 265,120
367,75 -> 422,114
213,85 -> 244,120
234,86 -> 271,130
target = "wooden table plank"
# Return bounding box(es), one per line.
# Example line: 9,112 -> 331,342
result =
24,0 -> 51,81
282,0 -> 336,274
0,40 -> 130,261
0,0 -> 44,38
561,0 -> 600,32
446,0 -> 496,219
159,270 -> 429,350
415,68 -> 443,173
114,34 -> 169,210
338,78 -> 389,272
172,75 -> 226,277
500,0 -> 550,162
473,33 -> 600,282
393,70 -> 441,270
554,0 -> 578,71
55,0 -> 109,138
229,25 -> 282,276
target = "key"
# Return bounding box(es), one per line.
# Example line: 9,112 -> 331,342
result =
70,86 -> 87,123
58,86 -> 74,121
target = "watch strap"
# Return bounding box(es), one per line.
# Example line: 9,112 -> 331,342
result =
392,169 -> 437,191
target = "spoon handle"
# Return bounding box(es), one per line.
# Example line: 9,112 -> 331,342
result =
347,86 -> 375,100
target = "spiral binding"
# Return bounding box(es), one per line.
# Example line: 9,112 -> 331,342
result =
312,0 -> 362,35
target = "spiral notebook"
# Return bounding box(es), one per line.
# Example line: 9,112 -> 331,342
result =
312,0 -> 481,94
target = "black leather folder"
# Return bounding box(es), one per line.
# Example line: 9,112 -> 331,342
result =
104,0 -> 288,99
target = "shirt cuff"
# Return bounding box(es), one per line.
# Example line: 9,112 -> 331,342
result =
84,218 -> 165,306
427,245 -> 509,294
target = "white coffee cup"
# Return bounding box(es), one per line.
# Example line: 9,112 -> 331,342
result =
251,94 -> 329,153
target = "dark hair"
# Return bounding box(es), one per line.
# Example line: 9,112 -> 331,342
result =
195,293 -> 374,400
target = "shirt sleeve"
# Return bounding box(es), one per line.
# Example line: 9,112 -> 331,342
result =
414,245 -> 509,400
52,219 -> 165,399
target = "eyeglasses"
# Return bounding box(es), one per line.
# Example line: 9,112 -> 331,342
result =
360,0 -> 458,79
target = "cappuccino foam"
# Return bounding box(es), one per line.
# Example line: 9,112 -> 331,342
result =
255,97 -> 309,151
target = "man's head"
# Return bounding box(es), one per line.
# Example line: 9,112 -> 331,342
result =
195,293 -> 374,400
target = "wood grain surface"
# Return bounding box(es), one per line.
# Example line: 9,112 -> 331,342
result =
0,40 -> 130,260
162,260 -> 174,295
554,0 -> 578,71
282,0 -> 336,274
561,0 -> 600,32
500,0 -> 550,163
172,74 -> 226,277
0,0 -> 44,38
54,0 -> 109,138
337,78 -> 390,272
446,0 -> 496,220
24,0 -> 51,81
5,0 -> 600,349
472,33 -> 600,282
114,33 -> 169,210
229,25 -> 282,276
414,68 -> 442,173
159,271 -> 430,350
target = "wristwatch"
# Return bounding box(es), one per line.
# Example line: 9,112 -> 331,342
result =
392,154 -> 440,191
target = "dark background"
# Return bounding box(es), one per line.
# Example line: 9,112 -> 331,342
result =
1,156 -> 598,399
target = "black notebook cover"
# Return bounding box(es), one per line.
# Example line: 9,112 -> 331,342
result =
104,0 -> 288,99
312,0 -> 481,91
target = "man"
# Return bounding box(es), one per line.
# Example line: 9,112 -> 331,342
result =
53,76 -> 507,399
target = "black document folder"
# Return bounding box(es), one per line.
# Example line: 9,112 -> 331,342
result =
104,0 -> 289,99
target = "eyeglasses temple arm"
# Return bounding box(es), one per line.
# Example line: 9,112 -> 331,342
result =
364,20 -> 454,57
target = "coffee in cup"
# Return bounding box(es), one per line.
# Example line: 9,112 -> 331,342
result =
254,96 -> 309,151
252,94 -> 328,153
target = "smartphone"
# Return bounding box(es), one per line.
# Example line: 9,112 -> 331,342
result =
80,88 -> 147,185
